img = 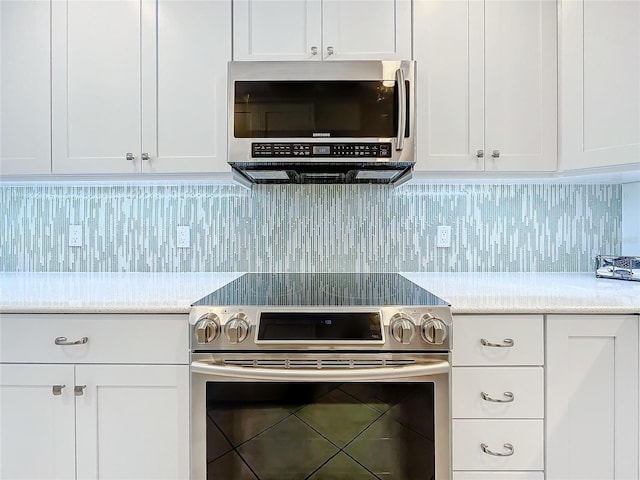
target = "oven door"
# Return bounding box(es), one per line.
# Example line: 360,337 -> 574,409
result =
191,353 -> 450,480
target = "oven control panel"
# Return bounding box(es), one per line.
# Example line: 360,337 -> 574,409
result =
252,142 -> 392,158
190,306 -> 452,352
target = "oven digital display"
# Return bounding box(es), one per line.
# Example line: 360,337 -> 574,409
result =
312,145 -> 330,155
257,312 -> 383,341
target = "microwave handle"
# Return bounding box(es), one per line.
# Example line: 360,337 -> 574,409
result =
191,359 -> 449,382
395,67 -> 407,151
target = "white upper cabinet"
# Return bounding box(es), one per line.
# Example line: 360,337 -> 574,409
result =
0,0 -> 51,175
152,0 -> 231,174
559,0 -> 640,172
51,0 -> 143,175
233,0 -> 411,61
413,0 -> 557,173
51,0 -> 231,175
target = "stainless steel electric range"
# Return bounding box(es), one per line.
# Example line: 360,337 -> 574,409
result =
189,273 -> 452,480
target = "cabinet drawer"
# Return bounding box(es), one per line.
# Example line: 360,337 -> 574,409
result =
452,315 -> 543,366
452,419 -> 544,471
0,314 -> 188,364
452,367 -> 544,418
454,473 -> 544,480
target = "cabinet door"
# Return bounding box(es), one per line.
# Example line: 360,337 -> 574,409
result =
413,0 -> 484,172
52,0 -> 150,174
75,364 -> 189,480
0,364 -> 76,479
233,0 -> 322,61
546,315 -> 639,480
414,0 -> 556,173
322,0 -> 411,60
560,0 -> 640,171
0,0 -> 51,175
146,0 -> 231,174
484,0 -> 557,172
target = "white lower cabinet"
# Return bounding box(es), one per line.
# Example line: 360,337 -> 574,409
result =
0,364 -> 76,479
454,473 -> 544,480
0,314 -> 190,480
452,367 -> 544,419
453,419 -> 544,471
452,315 -> 544,479
546,314 -> 639,480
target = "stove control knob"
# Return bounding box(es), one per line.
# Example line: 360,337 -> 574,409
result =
225,313 -> 250,344
389,314 -> 415,345
195,314 -> 220,344
421,315 -> 448,345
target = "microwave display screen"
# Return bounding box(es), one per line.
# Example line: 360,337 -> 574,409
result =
234,81 -> 398,138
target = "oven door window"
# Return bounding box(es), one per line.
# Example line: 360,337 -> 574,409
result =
206,382 -> 435,479
233,81 -> 398,138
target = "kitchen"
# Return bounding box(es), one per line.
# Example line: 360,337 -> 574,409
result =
1,0 -> 639,479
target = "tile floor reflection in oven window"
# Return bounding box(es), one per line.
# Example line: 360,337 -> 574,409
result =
205,382 -> 436,480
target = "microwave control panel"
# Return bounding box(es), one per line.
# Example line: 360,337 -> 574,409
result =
252,142 -> 392,158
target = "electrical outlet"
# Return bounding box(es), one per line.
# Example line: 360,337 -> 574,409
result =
437,226 -> 451,248
177,226 -> 191,248
69,225 -> 83,247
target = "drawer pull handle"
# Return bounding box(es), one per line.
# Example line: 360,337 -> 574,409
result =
481,442 -> 514,457
480,338 -> 514,348
55,336 -> 88,346
74,385 -> 86,396
52,385 -> 65,396
481,391 -> 514,403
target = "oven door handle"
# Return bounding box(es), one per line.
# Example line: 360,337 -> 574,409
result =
190,360 -> 449,381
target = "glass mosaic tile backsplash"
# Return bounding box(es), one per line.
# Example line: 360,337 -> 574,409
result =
0,184 -> 621,273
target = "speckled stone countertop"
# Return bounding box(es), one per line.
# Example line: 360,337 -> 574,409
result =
401,272 -> 640,314
0,272 -> 638,314
0,272 -> 243,313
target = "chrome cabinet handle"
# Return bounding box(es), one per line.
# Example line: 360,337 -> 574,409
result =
74,385 -> 86,396
481,442 -> 514,457
55,336 -> 88,346
311,46 -> 318,55
52,385 -> 65,396
395,67 -> 407,151
492,149 -> 500,158
480,338 -> 514,348
126,152 -> 135,161
326,46 -> 334,56
141,153 -> 150,161
476,149 -> 484,158
481,391 -> 514,403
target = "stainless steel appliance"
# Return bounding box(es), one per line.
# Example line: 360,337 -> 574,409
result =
190,273 -> 452,480
228,61 -> 415,185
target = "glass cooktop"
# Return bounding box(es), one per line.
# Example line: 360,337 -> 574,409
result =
192,273 -> 449,307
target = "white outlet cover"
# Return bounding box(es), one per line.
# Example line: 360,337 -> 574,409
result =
69,225 -> 82,247
177,226 -> 191,248
437,226 -> 451,248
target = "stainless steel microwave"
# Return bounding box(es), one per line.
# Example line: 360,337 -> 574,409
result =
227,60 -> 415,185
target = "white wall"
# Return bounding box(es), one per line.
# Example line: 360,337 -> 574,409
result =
622,182 -> 640,254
